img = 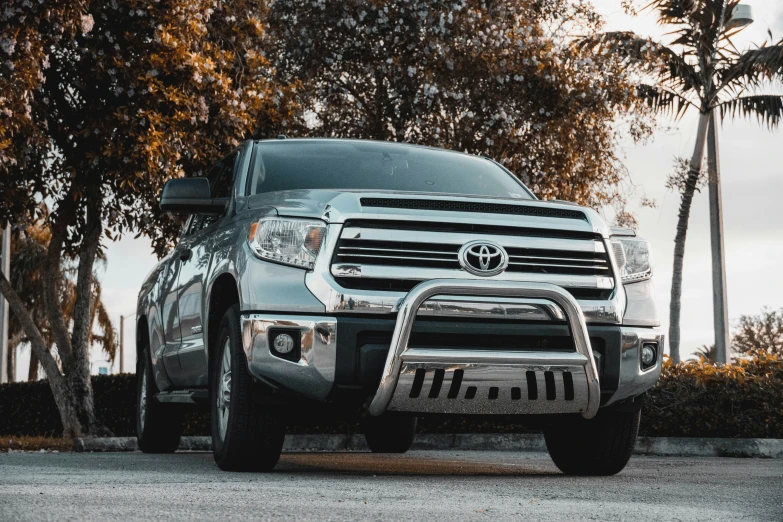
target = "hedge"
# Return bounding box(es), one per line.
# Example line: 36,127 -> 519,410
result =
1,353 -> 780,438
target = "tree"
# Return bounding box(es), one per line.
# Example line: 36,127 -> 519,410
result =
695,344 -> 716,363
0,0 -> 292,436
269,0 -> 654,216
5,220 -> 115,381
578,0 -> 783,362
733,308 -> 783,356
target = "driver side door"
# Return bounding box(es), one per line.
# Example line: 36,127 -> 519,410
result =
175,151 -> 239,386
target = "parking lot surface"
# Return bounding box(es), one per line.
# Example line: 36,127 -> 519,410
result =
1,450 -> 781,521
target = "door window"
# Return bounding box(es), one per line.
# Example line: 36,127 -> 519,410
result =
192,150 -> 239,232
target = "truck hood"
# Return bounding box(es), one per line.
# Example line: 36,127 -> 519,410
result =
245,189 -> 611,237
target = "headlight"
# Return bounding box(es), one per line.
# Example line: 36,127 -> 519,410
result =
247,217 -> 326,269
611,236 -> 652,283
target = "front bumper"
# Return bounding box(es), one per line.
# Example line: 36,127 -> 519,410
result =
241,280 -> 663,417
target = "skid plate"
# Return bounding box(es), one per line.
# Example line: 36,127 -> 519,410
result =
387,362 -> 590,415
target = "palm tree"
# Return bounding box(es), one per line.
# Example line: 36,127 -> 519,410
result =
696,344 -> 717,363
7,220 -> 115,381
579,0 -> 783,362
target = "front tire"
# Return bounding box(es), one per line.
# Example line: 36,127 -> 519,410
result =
211,305 -> 285,471
136,347 -> 183,453
363,413 -> 417,453
544,409 -> 641,476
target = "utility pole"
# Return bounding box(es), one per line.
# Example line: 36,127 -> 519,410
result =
707,114 -> 731,363
119,312 -> 135,373
0,223 -> 10,383
120,314 -> 125,373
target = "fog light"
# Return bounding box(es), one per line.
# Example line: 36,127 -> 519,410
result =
641,344 -> 657,369
273,333 -> 295,355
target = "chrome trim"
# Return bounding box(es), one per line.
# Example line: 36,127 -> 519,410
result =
508,254 -> 608,264
338,246 -> 457,256
401,348 -> 586,366
417,297 -> 566,321
341,226 -> 604,253
604,327 -> 665,406
241,314 -> 337,401
331,263 -> 614,290
458,240 -> 509,277
388,363 -> 592,415
368,279 -> 601,419
507,261 -> 610,271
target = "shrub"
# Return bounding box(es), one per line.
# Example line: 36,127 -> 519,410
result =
1,353 -> 780,439
641,351 -> 783,438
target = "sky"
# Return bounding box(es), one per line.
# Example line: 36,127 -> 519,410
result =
12,1 -> 783,378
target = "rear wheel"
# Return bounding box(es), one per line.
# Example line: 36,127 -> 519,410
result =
363,413 -> 417,453
211,305 -> 285,471
136,346 -> 183,453
544,408 -> 641,476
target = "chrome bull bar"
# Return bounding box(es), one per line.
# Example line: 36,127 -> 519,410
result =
368,279 -> 602,419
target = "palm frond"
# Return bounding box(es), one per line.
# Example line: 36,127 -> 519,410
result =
577,32 -> 700,93
715,94 -> 783,129
637,83 -> 696,118
644,0 -> 700,25
721,43 -> 783,89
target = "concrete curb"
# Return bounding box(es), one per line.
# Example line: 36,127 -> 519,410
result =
73,434 -> 783,458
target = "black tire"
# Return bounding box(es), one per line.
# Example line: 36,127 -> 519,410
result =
211,304 -> 285,472
544,408 -> 641,476
363,413 -> 417,453
136,346 -> 184,453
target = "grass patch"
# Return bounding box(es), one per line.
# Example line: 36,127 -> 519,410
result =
0,436 -> 72,452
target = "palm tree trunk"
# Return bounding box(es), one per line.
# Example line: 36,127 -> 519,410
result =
669,111 -> 711,363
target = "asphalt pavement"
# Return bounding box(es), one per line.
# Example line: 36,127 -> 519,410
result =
1,450 -> 781,521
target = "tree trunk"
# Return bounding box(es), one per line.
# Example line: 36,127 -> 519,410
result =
28,349 -> 39,381
0,196 -> 111,437
6,335 -> 14,382
63,201 -> 111,436
669,111 -> 711,363
0,269 -> 78,435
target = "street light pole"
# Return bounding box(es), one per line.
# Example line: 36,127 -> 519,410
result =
120,314 -> 125,373
0,224 -> 10,383
707,115 -> 730,363
119,312 -> 136,373
703,4 -> 752,364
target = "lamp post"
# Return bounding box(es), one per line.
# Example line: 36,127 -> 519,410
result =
0,224 -> 10,383
708,3 -> 753,364
119,312 -> 136,374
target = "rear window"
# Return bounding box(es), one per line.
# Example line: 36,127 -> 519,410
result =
246,140 -> 533,199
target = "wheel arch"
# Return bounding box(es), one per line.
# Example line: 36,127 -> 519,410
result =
136,314 -> 150,365
206,272 -> 241,365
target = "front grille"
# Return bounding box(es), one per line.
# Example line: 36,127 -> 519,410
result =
360,198 -> 586,220
331,220 -> 615,299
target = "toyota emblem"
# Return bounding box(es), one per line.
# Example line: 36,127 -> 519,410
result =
458,240 -> 508,276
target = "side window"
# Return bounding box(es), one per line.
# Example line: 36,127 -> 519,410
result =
210,152 -> 237,199
191,151 -> 239,234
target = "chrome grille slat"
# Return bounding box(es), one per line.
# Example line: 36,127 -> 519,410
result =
508,255 -> 607,264
508,261 -> 610,271
339,246 -> 458,256
341,227 -> 605,253
337,253 -> 457,262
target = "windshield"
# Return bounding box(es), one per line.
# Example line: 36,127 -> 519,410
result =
246,140 -> 533,199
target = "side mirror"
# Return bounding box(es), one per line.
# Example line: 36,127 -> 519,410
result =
159,178 -> 228,214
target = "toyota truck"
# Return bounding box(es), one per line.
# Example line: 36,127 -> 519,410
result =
135,138 -> 662,475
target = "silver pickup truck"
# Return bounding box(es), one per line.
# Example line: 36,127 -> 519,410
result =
135,138 -> 662,475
